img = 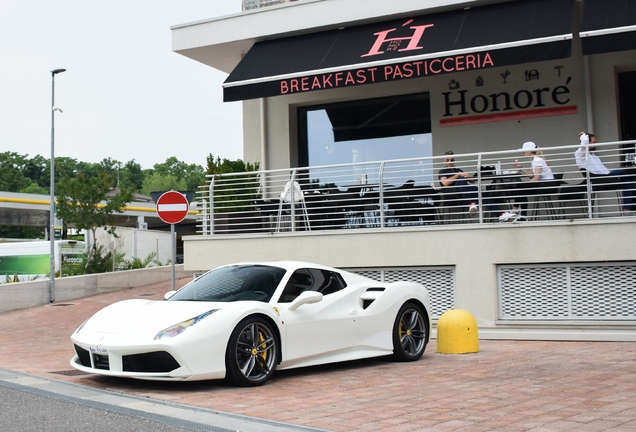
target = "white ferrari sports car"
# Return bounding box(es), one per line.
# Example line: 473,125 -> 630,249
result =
71,261 -> 431,386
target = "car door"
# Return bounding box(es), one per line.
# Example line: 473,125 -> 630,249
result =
278,268 -> 360,362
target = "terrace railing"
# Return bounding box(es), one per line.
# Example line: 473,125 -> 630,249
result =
197,140 -> 636,235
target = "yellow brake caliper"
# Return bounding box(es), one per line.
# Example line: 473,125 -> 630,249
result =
400,319 -> 411,340
256,331 -> 267,361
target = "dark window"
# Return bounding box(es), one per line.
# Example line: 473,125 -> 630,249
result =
297,93 -> 432,188
298,93 -> 432,169
279,269 -> 313,303
279,268 -> 347,303
309,269 -> 346,296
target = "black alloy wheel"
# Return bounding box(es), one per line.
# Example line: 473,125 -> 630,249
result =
392,302 -> 428,361
225,316 -> 278,386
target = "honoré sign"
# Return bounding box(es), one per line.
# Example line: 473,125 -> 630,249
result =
439,73 -> 578,127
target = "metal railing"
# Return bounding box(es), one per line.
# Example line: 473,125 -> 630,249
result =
242,0 -> 298,11
197,140 -> 636,235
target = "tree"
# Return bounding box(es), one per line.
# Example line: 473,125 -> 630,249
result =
20,183 -> 48,195
120,159 -> 144,190
23,155 -> 48,190
205,154 -> 260,212
0,152 -> 33,192
206,154 -> 258,175
140,172 -> 188,196
151,156 -> 205,191
55,172 -> 134,254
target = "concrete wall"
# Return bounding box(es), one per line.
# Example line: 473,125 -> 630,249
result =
183,219 -> 636,341
95,227 -> 173,265
0,265 -> 192,313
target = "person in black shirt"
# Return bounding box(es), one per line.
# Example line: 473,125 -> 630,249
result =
438,151 -> 479,217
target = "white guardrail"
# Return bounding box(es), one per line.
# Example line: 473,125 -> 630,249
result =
198,140 -> 636,235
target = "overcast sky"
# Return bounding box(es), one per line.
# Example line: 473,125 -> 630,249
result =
0,0 -> 244,170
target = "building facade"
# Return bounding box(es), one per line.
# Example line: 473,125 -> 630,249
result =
171,0 -> 636,341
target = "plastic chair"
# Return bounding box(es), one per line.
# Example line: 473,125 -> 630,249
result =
275,181 -> 311,232
529,173 -> 564,220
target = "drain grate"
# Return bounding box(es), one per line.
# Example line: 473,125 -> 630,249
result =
51,303 -> 74,307
138,293 -> 155,297
49,370 -> 89,376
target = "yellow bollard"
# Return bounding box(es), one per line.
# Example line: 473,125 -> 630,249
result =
436,309 -> 479,354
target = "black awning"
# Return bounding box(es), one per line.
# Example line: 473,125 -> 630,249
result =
580,0 -> 636,55
223,0 -> 574,102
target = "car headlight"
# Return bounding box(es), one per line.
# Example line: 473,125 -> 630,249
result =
74,319 -> 90,335
154,309 -> 218,340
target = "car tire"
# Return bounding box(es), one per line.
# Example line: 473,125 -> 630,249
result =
392,302 -> 428,362
225,316 -> 278,386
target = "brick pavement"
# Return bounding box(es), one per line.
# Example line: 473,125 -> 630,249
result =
1,280 -> 636,431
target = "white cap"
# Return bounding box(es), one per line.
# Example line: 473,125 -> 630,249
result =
521,141 -> 537,151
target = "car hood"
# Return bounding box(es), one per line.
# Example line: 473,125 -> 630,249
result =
79,299 -> 234,338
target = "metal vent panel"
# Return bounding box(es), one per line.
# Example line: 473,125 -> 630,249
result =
499,266 -> 570,318
570,266 -> 636,318
347,267 -> 455,319
499,262 -> 636,321
353,270 -> 382,282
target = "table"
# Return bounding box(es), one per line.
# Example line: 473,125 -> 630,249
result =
338,183 -> 394,228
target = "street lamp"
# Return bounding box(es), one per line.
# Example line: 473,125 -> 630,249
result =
50,68 -> 66,303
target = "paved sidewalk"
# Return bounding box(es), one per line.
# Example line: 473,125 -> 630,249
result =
1,280 -> 636,431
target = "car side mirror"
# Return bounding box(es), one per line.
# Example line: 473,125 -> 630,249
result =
288,291 -> 323,311
163,290 -> 177,301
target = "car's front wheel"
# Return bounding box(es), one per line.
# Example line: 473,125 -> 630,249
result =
392,302 -> 428,361
225,316 -> 278,386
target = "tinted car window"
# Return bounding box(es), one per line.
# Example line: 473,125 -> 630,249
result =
169,265 -> 286,302
311,269 -> 346,295
279,269 -> 313,303
279,268 -> 346,302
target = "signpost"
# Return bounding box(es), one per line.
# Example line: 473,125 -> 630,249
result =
155,191 -> 189,292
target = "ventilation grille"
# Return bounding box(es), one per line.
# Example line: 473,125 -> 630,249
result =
347,267 -> 455,319
499,263 -> 636,320
74,345 -> 91,368
123,351 -> 180,373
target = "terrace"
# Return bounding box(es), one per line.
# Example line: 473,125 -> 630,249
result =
198,140 -> 636,235
184,140 -> 636,341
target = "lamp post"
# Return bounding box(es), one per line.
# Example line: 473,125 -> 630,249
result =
50,68 -> 66,303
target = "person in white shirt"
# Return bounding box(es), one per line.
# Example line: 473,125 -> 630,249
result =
575,132 -> 633,214
500,141 -> 555,222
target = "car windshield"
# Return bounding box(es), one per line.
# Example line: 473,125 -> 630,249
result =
168,264 -> 287,302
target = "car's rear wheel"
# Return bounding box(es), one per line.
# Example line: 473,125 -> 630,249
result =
392,302 -> 428,361
225,316 -> 278,386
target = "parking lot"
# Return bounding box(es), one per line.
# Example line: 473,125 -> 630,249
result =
1,280 -> 636,431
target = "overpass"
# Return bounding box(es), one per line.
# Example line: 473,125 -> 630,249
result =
0,191 -> 199,233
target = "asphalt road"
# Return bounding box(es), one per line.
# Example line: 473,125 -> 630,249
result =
0,368 -> 329,432
0,385 -> 195,432
0,381 -> 228,432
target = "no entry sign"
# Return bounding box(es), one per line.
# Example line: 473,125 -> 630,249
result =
156,191 -> 189,224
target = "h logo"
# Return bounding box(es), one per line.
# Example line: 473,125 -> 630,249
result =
362,20 -> 434,58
